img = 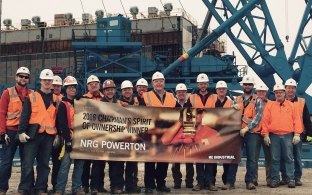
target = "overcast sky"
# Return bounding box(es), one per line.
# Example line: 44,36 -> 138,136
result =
1,0 -> 309,84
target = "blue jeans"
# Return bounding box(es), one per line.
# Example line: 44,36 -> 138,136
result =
254,137 -> 271,184
55,151 -> 85,193
222,163 -> 238,185
195,163 -> 209,186
18,134 -> 54,192
270,133 -> 294,182
244,133 -> 263,184
281,140 -> 302,181
0,130 -> 25,191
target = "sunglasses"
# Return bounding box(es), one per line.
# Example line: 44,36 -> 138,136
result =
18,75 -> 29,79
243,83 -> 253,86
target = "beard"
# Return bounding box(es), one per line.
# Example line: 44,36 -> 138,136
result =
17,81 -> 27,87
243,88 -> 253,94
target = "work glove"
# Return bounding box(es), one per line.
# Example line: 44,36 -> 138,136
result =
0,134 -> 10,145
19,133 -> 30,143
240,126 -> 249,137
292,134 -> 301,145
53,135 -> 61,148
232,104 -> 240,110
119,101 -> 129,107
264,136 -> 271,146
306,136 -> 312,142
65,141 -> 72,153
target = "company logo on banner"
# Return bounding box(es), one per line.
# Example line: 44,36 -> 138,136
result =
71,98 -> 242,163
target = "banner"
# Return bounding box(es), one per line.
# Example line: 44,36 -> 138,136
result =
71,98 -> 242,163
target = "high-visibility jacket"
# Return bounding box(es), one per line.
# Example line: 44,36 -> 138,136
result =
28,92 -> 58,135
294,97 -> 305,130
208,94 -> 233,108
261,100 -> 303,136
62,100 -> 74,130
143,91 -> 176,107
236,94 -> 257,128
189,93 -> 215,108
84,91 -> 104,101
6,87 -> 33,127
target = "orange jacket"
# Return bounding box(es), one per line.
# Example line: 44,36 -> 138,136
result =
261,100 -> 303,136
293,97 -> 305,130
236,94 -> 257,128
208,94 -> 233,108
143,91 -> 176,107
6,87 -> 33,127
28,92 -> 58,135
189,93 -> 215,108
84,91 -> 104,101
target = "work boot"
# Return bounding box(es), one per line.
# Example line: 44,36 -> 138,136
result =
111,188 -> 123,194
185,183 -> 193,188
125,186 -> 141,193
222,183 -> 235,190
82,186 -> 89,194
192,184 -> 204,191
279,179 -> 287,185
270,180 -> 279,188
156,186 -> 170,193
144,188 -> 153,194
90,188 -> 98,195
207,184 -> 218,191
0,189 -> 6,195
295,179 -> 303,186
173,183 -> 181,189
246,183 -> 256,190
53,192 -> 63,195
288,180 -> 296,188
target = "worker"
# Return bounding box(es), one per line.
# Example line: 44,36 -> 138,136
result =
236,75 -> 264,190
141,71 -> 176,193
81,75 -> 105,194
53,76 -> 85,195
17,69 -> 59,195
253,84 -> 272,187
280,78 -> 312,186
205,81 -> 237,191
51,75 -> 64,193
0,67 -> 32,195
117,80 -> 141,193
261,83 -> 303,188
97,79 -> 120,194
135,78 -> 148,104
171,83 -> 194,189
188,73 -> 215,191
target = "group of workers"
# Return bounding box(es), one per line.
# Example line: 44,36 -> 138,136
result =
0,66 -> 311,195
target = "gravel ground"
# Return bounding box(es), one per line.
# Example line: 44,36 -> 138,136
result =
6,164 -> 312,194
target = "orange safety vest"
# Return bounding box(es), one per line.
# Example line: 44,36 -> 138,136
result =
28,92 -> 58,135
84,91 -> 104,101
62,101 -> 74,130
143,91 -> 176,107
189,93 -> 215,108
208,94 -> 233,108
236,94 -> 257,128
6,87 -> 33,127
293,97 -> 305,131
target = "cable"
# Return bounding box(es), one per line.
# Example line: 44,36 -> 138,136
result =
120,0 -> 128,17
79,0 -> 86,14
101,0 -> 108,17
285,0 -> 289,42
177,0 -> 190,20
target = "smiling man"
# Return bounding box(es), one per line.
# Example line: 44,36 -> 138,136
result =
0,67 -> 32,195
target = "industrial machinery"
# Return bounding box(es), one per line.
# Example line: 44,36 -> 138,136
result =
71,4 -> 242,92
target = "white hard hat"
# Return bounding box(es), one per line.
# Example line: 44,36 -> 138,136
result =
255,84 -> 269,91
39,69 -> 54,80
136,78 -> 148,86
284,78 -> 297,87
121,80 -> 133,89
16,67 -> 30,75
52,75 -> 63,86
175,83 -> 187,91
240,75 -> 255,84
152,71 -> 165,81
216,81 -> 227,89
63,76 -> 78,87
273,83 -> 285,91
197,73 -> 209,83
87,75 -> 100,84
